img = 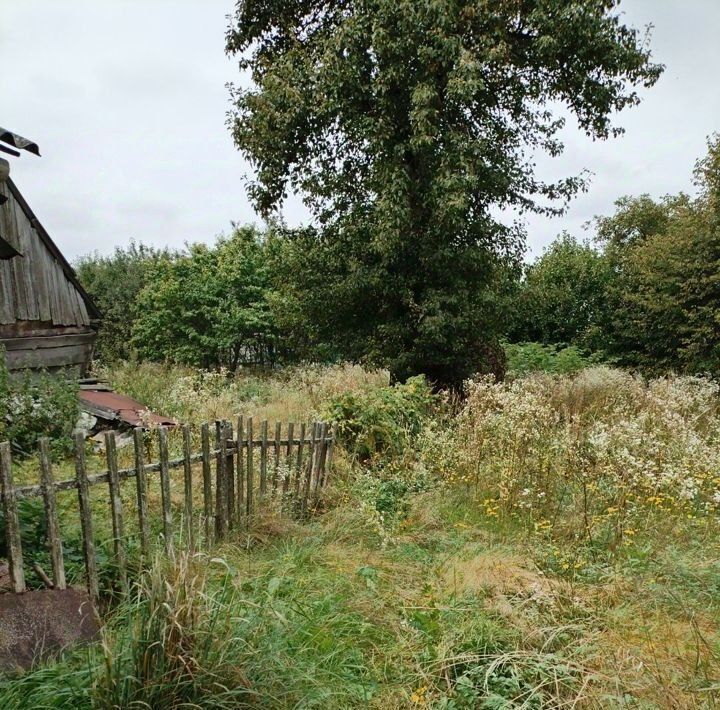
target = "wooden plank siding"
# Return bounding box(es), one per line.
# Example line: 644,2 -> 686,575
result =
0,177 -> 99,375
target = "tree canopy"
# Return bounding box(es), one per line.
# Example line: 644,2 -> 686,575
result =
226,0 -> 662,387
132,227 -> 276,370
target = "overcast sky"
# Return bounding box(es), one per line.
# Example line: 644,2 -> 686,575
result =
1,0 -> 719,262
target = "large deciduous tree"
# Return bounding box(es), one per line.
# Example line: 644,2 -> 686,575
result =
227,0 -> 662,387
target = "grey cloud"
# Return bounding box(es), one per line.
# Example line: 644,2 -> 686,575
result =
1,0 -> 718,262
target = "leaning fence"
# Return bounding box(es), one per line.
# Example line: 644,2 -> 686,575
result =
0,417 -> 337,601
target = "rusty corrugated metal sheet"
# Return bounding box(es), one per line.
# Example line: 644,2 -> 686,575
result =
0,128 -> 40,156
79,390 -> 176,428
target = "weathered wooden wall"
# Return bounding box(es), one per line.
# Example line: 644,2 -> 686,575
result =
0,178 -> 98,374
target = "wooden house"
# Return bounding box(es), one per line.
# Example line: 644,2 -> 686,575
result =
0,128 -> 100,375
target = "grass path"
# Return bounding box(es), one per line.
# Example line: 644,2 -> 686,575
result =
1,489 -> 719,708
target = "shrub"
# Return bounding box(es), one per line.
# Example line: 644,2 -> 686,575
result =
504,342 -> 605,376
324,375 -> 436,461
0,351 -> 79,457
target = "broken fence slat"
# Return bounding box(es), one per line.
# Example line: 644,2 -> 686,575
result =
133,427 -> 150,561
105,431 -> 128,594
74,431 -> 99,603
39,437 -> 66,590
0,442 -> 25,593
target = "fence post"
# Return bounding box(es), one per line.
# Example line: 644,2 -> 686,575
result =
182,424 -> 193,550
38,437 -> 66,590
201,423 -> 213,546
158,427 -> 174,555
74,432 -> 98,602
0,442 -> 25,593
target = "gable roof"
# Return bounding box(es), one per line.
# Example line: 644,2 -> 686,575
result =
5,178 -> 100,319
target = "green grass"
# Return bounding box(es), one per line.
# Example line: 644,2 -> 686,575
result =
2,364 -> 720,708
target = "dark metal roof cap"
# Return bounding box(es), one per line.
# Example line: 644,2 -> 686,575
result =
0,128 -> 40,156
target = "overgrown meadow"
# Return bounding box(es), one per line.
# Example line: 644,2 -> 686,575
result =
2,362 -> 719,708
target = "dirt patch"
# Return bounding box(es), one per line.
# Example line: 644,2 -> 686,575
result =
0,588 -> 99,672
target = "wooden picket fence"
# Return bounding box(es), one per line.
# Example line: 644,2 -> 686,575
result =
0,417 -> 337,601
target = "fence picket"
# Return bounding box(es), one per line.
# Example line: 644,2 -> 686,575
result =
0,418 -> 335,598
39,438 -> 66,589
301,423 -> 318,513
182,424 -> 193,550
216,422 -> 228,538
158,427 -> 174,555
260,420 -> 268,494
201,423 -> 213,546
283,422 -> 294,495
322,422 -> 338,488
236,416 -> 245,515
246,417 -> 254,515
225,420 -> 235,528
272,421 -> 281,495
105,431 -> 128,593
295,422 -> 306,497
74,432 -> 98,602
0,442 -> 25,593
133,428 -> 150,561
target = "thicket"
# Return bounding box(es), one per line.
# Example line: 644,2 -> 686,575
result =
512,136 -> 720,375
73,137 -> 720,383
0,350 -> 78,457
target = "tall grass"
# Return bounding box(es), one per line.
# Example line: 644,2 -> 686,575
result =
2,363 -> 719,707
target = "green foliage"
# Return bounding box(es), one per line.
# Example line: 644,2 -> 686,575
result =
324,375 -> 435,461
511,233 -> 614,350
132,226 -> 276,370
0,352 -> 79,457
227,0 -> 661,387
75,241 -> 171,362
599,135 -> 720,372
504,342 -> 605,376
